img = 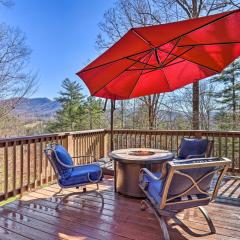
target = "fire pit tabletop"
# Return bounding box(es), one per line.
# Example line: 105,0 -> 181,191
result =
109,148 -> 174,164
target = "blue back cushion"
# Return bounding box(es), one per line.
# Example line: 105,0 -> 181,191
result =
51,144 -> 73,178
178,138 -> 208,159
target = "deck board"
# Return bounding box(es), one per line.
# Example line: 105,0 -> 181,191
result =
0,176 -> 240,240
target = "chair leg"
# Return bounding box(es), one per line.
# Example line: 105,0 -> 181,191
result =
159,216 -> 170,240
55,184 -> 103,210
140,200 -> 149,211
199,206 -> 216,234
55,191 -> 77,210
55,188 -> 63,196
140,199 -> 170,240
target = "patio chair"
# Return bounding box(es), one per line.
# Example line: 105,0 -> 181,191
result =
175,138 -> 213,160
44,143 -> 103,210
139,157 -> 231,240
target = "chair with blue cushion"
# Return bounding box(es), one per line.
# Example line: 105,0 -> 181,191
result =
176,138 -> 213,160
139,157 -> 231,240
44,143 -> 103,209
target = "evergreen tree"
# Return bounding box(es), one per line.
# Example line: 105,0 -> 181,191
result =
212,58 -> 240,129
47,78 -> 86,132
85,97 -> 104,129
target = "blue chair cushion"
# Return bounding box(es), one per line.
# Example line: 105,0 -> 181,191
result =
142,172 -> 164,204
52,144 -> 73,178
178,138 -> 208,159
59,163 -> 102,187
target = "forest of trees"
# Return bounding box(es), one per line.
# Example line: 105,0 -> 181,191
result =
0,0 -> 239,137
46,62 -> 239,133
96,0 -> 240,130
47,78 -> 105,133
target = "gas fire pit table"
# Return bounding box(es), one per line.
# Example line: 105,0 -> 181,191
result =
109,148 -> 174,197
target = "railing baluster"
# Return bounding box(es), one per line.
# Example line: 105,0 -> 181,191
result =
27,140 -> 31,191
45,137 -> 49,184
4,142 -> 8,199
12,141 -> 16,196
34,139 -> 37,189
232,136 -> 235,173
39,138 -> 43,186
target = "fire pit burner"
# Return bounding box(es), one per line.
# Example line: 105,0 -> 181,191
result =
128,150 -> 155,156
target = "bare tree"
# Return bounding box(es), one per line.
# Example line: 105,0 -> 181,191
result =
0,24 -> 37,120
0,0 -> 14,7
97,0 -> 164,129
97,0 -> 239,130
153,0 -> 239,129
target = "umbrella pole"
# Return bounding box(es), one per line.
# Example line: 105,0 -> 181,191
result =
110,99 -> 117,192
110,99 -> 114,151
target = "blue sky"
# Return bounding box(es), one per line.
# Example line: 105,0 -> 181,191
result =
0,0 -> 114,99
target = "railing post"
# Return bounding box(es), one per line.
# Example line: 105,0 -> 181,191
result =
104,131 -> 110,155
100,131 -> 105,158
62,133 -> 74,156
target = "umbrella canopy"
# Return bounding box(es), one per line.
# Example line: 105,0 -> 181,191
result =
77,9 -> 240,100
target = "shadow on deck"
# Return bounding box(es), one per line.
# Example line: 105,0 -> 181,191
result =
0,176 -> 239,240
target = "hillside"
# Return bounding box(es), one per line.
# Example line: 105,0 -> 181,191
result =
11,98 -> 61,121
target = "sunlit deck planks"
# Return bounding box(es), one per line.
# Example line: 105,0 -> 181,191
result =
0,176 -> 239,240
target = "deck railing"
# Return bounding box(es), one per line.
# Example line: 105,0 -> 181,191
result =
0,129 -> 239,201
105,129 -> 240,173
0,129 -> 106,201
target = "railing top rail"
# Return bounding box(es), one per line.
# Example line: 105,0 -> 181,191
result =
0,128 -> 239,145
0,129 -> 106,144
70,129 -> 105,135
105,129 -> 240,135
0,132 -> 66,143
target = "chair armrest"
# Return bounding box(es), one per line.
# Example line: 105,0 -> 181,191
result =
186,153 -> 205,159
72,162 -> 101,168
72,155 -> 96,165
73,155 -> 96,160
170,157 -> 231,170
139,168 -> 164,181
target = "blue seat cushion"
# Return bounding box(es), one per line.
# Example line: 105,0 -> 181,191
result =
60,163 -> 102,187
178,138 -> 208,159
52,144 -> 73,178
142,172 -> 164,204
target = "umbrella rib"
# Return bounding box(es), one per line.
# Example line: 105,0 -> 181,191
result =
154,48 -> 160,65
79,9 -> 239,74
161,37 -> 182,66
178,41 -> 240,47
91,50 -> 151,96
142,60 -> 186,75
162,47 -> 195,67
126,56 -> 156,68
158,48 -> 220,73
157,53 -> 172,91
131,29 -> 155,48
154,9 -> 240,52
128,51 -> 154,98
78,49 -> 152,74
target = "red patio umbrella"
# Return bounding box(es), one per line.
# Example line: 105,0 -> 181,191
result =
77,9 -> 240,150
77,9 -> 240,100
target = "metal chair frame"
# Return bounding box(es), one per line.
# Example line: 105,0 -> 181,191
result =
44,143 -> 103,210
139,157 -> 231,240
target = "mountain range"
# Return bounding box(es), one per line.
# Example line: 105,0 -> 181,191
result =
11,98 -> 61,121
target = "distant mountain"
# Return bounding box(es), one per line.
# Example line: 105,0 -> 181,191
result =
11,98 -> 61,121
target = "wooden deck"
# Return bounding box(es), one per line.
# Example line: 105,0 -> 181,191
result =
0,176 -> 239,240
